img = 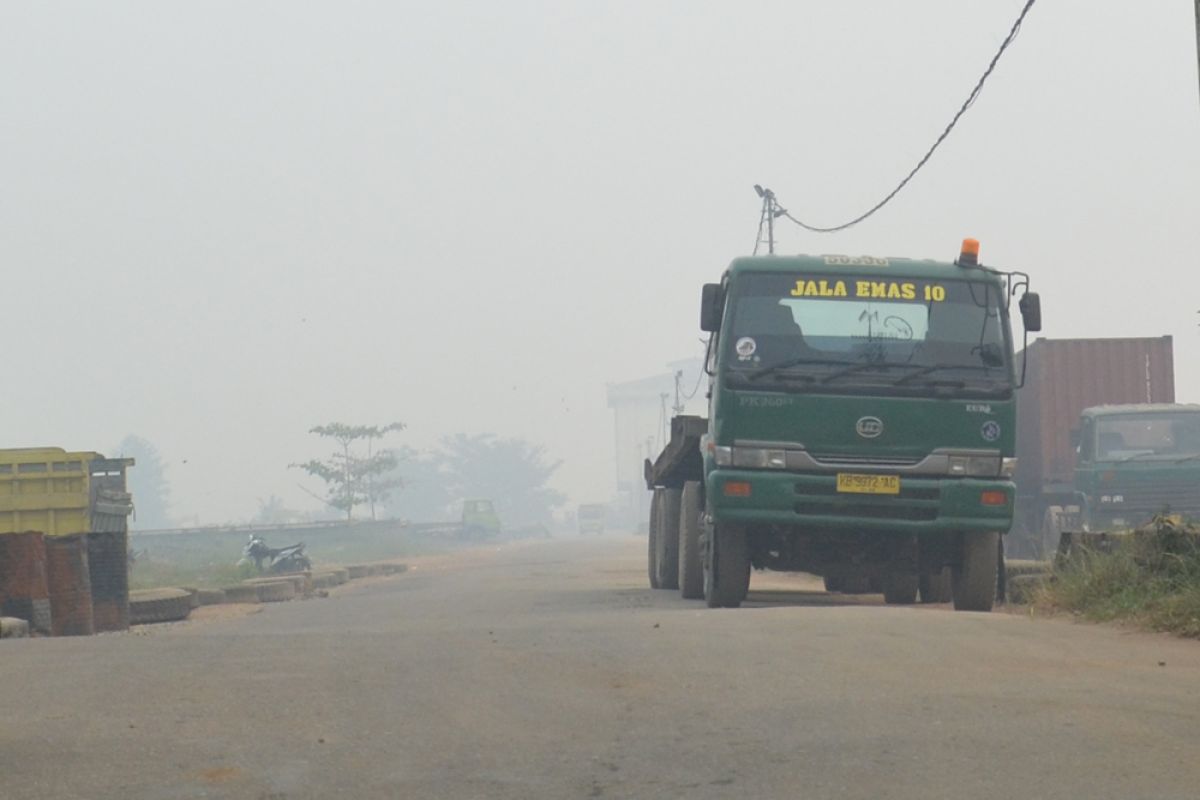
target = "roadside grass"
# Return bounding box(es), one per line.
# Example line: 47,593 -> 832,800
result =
127,528 -> 465,591
129,559 -> 258,591
1034,519 -> 1200,638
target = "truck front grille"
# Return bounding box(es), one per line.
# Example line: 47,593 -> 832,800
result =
1098,483 -> 1200,513
809,454 -> 923,467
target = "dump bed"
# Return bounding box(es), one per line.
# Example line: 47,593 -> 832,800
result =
645,416 -> 707,490
1015,336 -> 1175,492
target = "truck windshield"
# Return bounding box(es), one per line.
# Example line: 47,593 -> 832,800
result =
724,272 -> 1010,392
1095,412 -> 1200,461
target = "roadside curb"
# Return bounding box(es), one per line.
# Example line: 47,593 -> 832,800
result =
115,561 -> 410,627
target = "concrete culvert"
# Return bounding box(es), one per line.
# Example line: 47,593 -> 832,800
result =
254,581 -> 296,602
221,585 -> 262,604
129,588 -> 193,625
196,589 -> 226,606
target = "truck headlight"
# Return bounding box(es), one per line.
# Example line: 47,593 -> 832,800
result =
711,445 -> 732,466
732,448 -> 788,469
1000,457 -> 1018,478
948,455 -> 1001,477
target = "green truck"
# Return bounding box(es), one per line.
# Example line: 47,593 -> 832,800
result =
460,498 -> 502,540
1009,336 -> 1200,557
645,241 -> 1041,611
1028,403 -> 1200,556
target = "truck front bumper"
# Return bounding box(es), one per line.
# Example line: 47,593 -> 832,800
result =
707,469 -> 1014,533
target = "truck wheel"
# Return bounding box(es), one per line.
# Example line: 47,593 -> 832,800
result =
647,490 -> 661,589
655,489 -> 681,590
883,571 -> 919,604
918,567 -> 952,603
1042,506 -> 1065,560
952,531 -> 999,612
704,523 -> 750,608
677,482 -> 704,599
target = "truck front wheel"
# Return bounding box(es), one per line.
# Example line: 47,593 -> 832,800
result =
952,531 -> 999,612
703,523 -> 751,608
647,490 -> 661,590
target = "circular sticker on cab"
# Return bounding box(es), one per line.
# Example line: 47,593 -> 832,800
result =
981,421 -> 1001,442
735,337 -> 757,359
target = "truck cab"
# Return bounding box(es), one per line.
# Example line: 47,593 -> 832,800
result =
461,499 -> 502,540
646,241 -> 1041,611
1073,404 -> 1200,530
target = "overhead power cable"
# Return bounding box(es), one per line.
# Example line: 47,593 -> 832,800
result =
781,0 -> 1037,234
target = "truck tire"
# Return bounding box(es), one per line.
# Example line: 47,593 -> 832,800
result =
918,567 -> 952,603
952,531 -> 999,612
1042,506 -> 1065,560
677,482 -> 704,599
647,490 -> 661,589
883,571 -> 919,604
704,523 -> 751,608
655,488 -> 681,590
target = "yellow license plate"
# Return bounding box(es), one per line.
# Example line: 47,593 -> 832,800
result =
836,473 -> 900,495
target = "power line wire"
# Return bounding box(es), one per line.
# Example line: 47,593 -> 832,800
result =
781,0 -> 1037,235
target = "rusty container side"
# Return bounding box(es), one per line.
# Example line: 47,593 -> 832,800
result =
45,533 -> 94,636
0,531 -> 51,634
87,530 -> 129,632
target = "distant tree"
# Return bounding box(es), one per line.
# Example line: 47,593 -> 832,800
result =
384,447 -> 454,522
114,434 -> 172,529
291,422 -> 404,520
253,494 -> 299,525
435,434 -> 565,527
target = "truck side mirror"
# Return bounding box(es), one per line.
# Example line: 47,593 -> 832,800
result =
700,283 -> 724,332
1019,292 -> 1042,332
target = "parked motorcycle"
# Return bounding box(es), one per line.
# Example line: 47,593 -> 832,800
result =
242,535 -> 312,573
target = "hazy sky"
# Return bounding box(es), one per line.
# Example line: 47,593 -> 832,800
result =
2,2 -> 1197,523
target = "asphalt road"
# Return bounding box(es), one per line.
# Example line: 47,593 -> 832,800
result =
3,534 -> 1200,800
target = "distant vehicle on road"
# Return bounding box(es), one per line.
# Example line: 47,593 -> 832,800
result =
461,498 -> 502,540
577,504 -> 607,535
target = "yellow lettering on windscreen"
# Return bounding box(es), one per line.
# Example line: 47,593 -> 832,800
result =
854,281 -> 916,300
789,278 -> 947,302
789,279 -> 849,298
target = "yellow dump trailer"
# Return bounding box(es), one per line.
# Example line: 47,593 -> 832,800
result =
0,448 -> 103,536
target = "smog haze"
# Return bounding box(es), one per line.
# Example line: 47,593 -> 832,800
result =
2,1 -> 1197,524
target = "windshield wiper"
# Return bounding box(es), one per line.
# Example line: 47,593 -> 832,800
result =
746,357 -> 852,382
891,363 -> 996,386
1174,453 -> 1200,464
1114,451 -> 1159,464
819,360 -> 918,384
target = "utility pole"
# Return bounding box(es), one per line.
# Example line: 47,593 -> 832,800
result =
1195,0 -> 1200,102
753,185 -> 786,255
672,370 -> 685,415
